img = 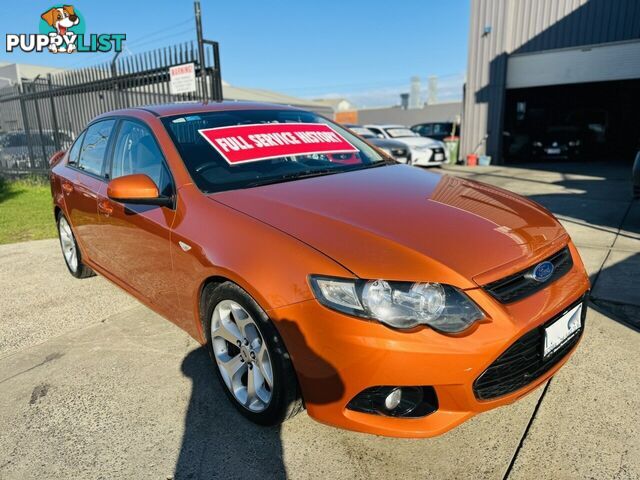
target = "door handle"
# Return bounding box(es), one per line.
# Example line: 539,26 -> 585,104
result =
61,182 -> 74,194
98,200 -> 113,216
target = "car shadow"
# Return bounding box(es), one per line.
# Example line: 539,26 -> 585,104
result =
174,320 -> 344,479
588,251 -> 640,333
174,347 -> 286,479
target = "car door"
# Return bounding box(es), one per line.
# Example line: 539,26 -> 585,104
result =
63,120 -> 115,264
95,119 -> 179,317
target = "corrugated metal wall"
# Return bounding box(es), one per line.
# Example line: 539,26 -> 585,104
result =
461,0 -> 640,163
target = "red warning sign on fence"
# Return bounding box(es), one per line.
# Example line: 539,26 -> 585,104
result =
198,123 -> 358,165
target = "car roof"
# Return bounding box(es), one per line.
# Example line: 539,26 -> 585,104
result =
96,101 -> 304,120
364,124 -> 407,129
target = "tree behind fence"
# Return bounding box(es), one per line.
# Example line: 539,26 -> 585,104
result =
0,40 -> 222,174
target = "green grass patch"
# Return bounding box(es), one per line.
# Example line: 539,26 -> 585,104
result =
0,177 -> 57,245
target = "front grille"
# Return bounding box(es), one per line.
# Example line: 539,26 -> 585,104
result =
473,296 -> 586,400
483,246 -> 573,303
430,147 -> 445,160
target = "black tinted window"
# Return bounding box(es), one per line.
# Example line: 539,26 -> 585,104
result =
67,130 -> 86,166
78,120 -> 115,176
433,123 -> 452,135
111,120 -> 173,197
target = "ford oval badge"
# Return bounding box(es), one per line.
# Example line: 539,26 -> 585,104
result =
531,261 -> 554,283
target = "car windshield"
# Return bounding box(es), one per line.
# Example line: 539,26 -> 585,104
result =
349,126 -> 376,138
162,109 -> 390,194
384,128 -> 417,138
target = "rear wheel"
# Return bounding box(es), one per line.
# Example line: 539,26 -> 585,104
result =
203,282 -> 303,425
57,212 -> 95,279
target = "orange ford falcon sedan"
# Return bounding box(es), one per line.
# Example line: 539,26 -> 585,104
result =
50,102 -> 589,438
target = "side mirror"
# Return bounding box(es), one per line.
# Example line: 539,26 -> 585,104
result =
377,133 -> 384,139
107,174 -> 172,207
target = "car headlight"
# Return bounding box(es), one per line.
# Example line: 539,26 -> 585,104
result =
568,140 -> 581,147
533,141 -> 543,147
309,276 -> 484,333
391,148 -> 407,157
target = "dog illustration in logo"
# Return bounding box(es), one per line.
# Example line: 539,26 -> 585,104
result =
41,5 -> 80,53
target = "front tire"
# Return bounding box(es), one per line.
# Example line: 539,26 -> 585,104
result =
57,212 -> 95,279
202,282 -> 303,426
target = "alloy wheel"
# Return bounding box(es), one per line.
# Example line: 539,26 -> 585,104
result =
211,300 -> 273,412
58,216 -> 78,272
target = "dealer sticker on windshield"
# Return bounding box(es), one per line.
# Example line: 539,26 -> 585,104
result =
198,123 -> 358,165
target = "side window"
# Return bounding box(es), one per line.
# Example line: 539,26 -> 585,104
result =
368,127 -> 383,137
67,130 -> 86,166
420,125 -> 432,135
433,124 -> 448,135
78,120 -> 115,176
110,120 -> 173,197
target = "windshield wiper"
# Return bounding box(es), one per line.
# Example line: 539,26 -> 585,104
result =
357,159 -> 395,168
243,161 -> 391,189
244,168 -> 341,188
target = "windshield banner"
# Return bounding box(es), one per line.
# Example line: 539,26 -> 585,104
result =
198,123 -> 358,165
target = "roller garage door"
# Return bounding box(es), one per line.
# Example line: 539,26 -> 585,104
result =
507,40 -> 640,89
503,40 -> 640,164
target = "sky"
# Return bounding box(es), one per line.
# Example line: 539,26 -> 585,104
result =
0,0 -> 470,108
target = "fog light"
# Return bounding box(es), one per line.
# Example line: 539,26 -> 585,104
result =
347,386 -> 439,418
384,388 -> 402,410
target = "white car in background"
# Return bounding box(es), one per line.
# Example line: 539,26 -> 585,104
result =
364,124 -> 447,167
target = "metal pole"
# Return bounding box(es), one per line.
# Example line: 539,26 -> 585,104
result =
47,74 -> 61,151
31,78 -> 48,167
111,51 -> 122,108
194,1 -> 209,100
213,41 -> 222,101
18,83 -> 35,168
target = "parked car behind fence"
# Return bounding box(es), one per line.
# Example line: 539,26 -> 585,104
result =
0,130 -> 74,171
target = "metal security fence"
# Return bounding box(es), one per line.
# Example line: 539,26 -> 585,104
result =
0,40 -> 222,174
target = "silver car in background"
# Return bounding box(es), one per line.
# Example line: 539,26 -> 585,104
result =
344,124 -> 410,163
364,124 -> 447,167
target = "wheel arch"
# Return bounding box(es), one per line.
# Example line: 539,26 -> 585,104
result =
197,273 -> 277,338
198,275 -> 230,333
196,274 -> 305,403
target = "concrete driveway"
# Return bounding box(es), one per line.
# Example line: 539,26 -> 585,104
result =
0,162 -> 638,479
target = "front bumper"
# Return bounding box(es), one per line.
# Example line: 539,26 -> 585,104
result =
269,242 -> 589,438
410,147 -> 446,166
